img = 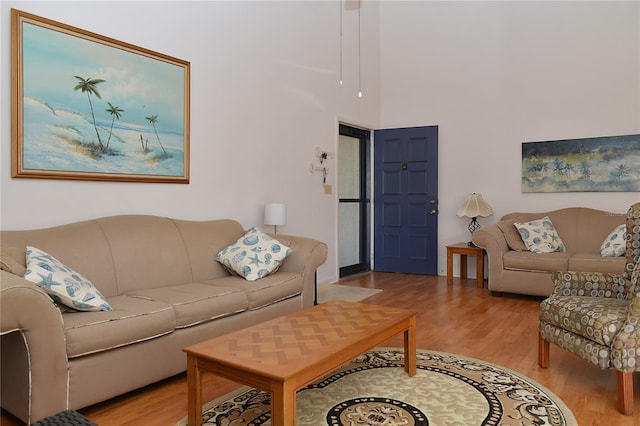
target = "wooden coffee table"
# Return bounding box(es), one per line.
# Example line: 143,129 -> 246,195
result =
183,300 -> 417,426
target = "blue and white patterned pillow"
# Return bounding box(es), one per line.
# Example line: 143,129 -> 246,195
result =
23,246 -> 112,312
514,216 -> 566,254
600,224 -> 626,257
215,227 -> 292,281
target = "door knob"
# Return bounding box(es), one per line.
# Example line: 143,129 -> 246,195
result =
429,209 -> 438,215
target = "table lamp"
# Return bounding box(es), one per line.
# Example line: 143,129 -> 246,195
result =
264,203 -> 287,234
457,193 -> 493,245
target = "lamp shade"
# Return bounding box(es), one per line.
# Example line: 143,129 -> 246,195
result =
456,193 -> 493,218
264,203 -> 287,226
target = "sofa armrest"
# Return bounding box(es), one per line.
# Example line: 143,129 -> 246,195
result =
471,224 -> 509,292
1,270 -> 69,423
549,270 -> 627,299
270,234 -> 328,308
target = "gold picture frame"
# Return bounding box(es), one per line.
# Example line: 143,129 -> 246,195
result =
11,9 -> 190,183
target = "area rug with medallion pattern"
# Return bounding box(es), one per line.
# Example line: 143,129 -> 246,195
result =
176,348 -> 576,426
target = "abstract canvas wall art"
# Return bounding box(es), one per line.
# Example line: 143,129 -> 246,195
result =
522,134 -> 640,193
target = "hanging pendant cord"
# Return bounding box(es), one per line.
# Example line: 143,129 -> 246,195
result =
358,0 -> 362,97
339,0 -> 343,85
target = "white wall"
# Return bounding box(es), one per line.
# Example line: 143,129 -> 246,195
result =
379,1 -> 640,275
0,1 -> 381,284
1,1 -> 638,283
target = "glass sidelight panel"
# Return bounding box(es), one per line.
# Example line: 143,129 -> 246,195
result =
339,134 -> 361,268
338,203 -> 360,267
338,125 -> 370,277
338,135 -> 360,199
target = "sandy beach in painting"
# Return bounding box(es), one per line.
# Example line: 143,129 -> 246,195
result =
23,97 -> 185,177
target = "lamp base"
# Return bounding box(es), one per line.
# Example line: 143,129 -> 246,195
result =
467,217 -> 481,246
467,217 -> 481,233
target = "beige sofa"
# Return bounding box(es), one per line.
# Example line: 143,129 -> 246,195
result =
472,207 -> 625,297
0,215 -> 328,424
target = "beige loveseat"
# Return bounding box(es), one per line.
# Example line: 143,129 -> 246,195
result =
472,207 -> 626,297
0,215 -> 328,424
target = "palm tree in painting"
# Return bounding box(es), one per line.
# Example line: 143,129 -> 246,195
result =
139,134 -> 150,152
611,164 -> 631,183
105,102 -> 124,151
145,115 -> 167,154
578,160 -> 592,180
73,76 -> 106,150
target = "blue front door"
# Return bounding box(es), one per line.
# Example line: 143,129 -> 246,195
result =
373,126 -> 438,274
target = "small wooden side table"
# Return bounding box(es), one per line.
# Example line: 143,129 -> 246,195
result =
446,243 -> 486,288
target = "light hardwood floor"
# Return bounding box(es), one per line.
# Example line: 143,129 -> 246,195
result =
2,272 -> 639,425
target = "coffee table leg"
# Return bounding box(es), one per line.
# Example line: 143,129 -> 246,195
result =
187,355 -> 202,426
271,381 -> 296,426
404,316 -> 417,377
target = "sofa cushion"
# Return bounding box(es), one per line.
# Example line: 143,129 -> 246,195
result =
215,227 -> 292,281
95,216 -> 195,294
503,251 -> 570,272
207,272 -> 302,309
600,224 -> 626,257
496,218 -> 528,251
514,216 -> 566,253
569,253 -> 626,274
170,218 -> 246,282
125,283 -> 248,328
1,219 -> 121,298
63,295 -> 175,358
24,246 -> 112,312
539,295 -> 630,346
0,246 -> 26,276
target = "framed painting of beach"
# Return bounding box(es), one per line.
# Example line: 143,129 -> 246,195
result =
522,134 -> 640,193
11,9 -> 190,183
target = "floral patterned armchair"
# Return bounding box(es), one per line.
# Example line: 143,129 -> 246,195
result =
538,202 -> 640,415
